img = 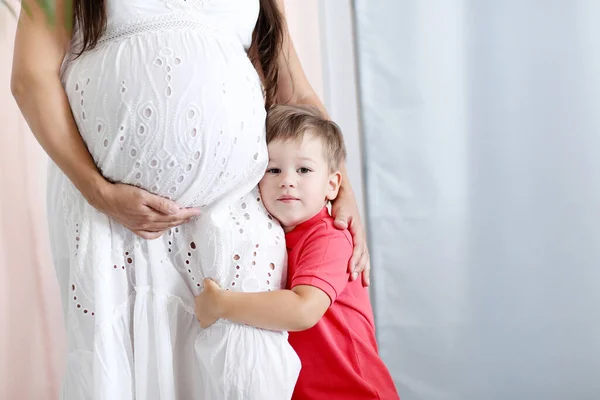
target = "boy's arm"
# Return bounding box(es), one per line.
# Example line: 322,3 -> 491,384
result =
195,279 -> 331,332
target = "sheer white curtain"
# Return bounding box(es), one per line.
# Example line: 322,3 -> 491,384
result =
354,1 -> 600,399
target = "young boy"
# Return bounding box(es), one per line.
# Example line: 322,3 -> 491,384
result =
195,105 -> 399,399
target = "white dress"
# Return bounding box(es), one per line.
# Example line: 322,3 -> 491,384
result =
47,1 -> 301,398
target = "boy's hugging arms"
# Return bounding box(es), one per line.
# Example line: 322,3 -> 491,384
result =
194,226 -> 353,331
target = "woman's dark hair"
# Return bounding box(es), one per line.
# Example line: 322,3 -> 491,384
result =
73,0 -> 284,107
250,0 -> 285,107
72,0 -> 106,55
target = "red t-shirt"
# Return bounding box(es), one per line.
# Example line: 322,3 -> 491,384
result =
286,207 -> 399,400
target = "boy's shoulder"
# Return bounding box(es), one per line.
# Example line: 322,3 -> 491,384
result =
301,212 -> 353,250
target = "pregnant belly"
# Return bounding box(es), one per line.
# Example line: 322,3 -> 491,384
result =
63,30 -> 267,207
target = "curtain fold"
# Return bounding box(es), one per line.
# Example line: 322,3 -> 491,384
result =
353,1 -> 600,399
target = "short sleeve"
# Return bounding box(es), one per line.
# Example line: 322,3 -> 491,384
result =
289,226 -> 353,304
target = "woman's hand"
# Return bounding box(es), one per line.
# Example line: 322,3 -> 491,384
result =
93,182 -> 202,240
331,187 -> 371,287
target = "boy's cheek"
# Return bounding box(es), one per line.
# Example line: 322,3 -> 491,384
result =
259,177 -> 275,196
258,179 -> 267,195
257,181 -> 274,208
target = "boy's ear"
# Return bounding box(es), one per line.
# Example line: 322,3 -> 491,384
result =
326,170 -> 343,201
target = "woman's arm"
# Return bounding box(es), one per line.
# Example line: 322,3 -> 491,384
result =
11,0 -> 200,239
272,0 -> 326,114
195,279 -> 330,331
11,0 -> 102,201
272,0 -> 371,285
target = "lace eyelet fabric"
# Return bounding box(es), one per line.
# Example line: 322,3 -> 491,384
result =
49,1 -> 300,398
163,0 -> 211,11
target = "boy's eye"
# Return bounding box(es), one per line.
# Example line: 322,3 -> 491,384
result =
267,168 -> 281,174
298,167 -> 311,174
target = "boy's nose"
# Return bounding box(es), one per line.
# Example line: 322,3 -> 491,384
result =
280,172 -> 296,188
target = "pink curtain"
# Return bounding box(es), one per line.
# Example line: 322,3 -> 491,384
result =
0,9 -> 65,400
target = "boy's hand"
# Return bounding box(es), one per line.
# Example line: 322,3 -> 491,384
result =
195,278 -> 224,328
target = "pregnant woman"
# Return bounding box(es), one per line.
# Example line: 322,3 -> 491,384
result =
11,0 -> 371,398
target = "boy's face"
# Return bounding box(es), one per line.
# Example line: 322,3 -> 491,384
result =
259,131 -> 342,232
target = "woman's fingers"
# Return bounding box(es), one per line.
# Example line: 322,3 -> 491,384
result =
346,216 -> 371,286
347,218 -> 365,270
140,217 -> 193,232
358,251 -> 371,287
142,206 -> 201,224
138,207 -> 200,231
348,241 -> 371,286
143,192 -> 180,215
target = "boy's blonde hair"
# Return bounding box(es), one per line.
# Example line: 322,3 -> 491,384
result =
266,105 -> 347,171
